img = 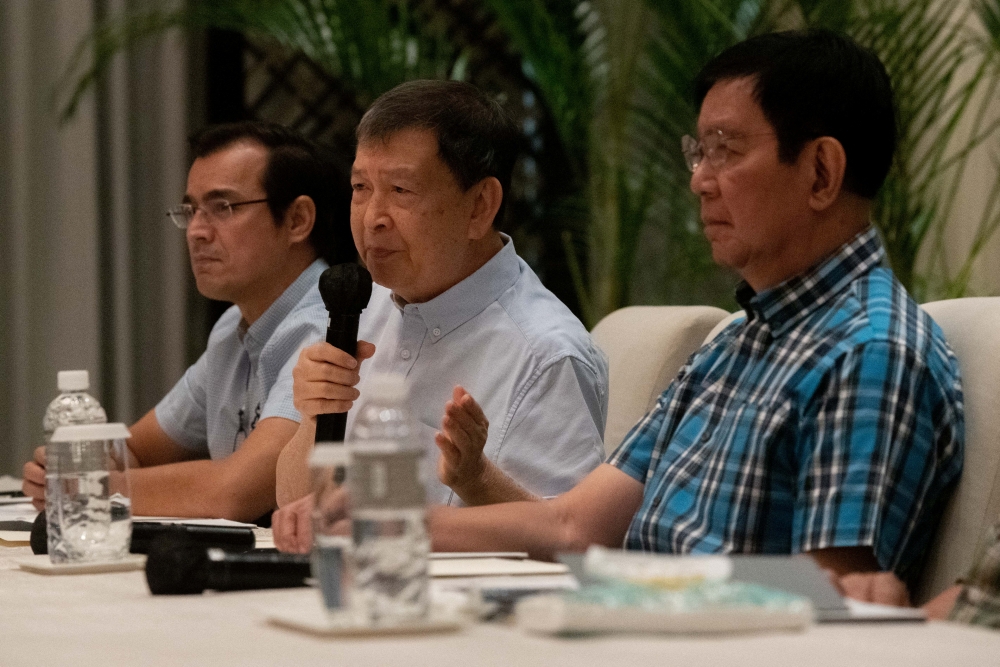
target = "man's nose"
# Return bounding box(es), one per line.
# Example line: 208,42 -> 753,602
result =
186,208 -> 213,242
690,161 -> 715,197
363,191 -> 391,230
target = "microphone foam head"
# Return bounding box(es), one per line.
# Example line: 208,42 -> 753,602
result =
319,263 -> 373,315
144,534 -> 210,595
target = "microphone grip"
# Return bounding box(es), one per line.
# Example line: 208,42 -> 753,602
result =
206,550 -> 312,591
315,313 -> 362,444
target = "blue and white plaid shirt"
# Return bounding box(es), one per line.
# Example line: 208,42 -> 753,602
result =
609,227 -> 964,580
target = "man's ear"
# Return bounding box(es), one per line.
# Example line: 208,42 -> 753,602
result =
467,177 -> 503,240
808,137 -> 847,212
283,195 -> 316,244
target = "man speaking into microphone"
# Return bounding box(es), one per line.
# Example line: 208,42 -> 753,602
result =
22,122 -> 354,522
273,81 -> 609,529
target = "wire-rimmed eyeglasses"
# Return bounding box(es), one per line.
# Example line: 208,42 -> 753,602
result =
166,198 -> 270,229
681,130 -> 774,173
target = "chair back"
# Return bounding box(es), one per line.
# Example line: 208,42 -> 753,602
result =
918,297 -> 1000,602
591,305 -> 729,457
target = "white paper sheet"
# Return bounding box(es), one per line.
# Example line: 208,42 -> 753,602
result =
0,503 -> 38,523
0,475 -> 22,494
843,598 -> 927,622
430,552 -> 528,560
429,558 -> 568,578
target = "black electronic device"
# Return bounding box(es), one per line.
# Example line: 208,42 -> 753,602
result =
144,535 -> 312,595
314,263 -> 373,445
29,513 -> 256,555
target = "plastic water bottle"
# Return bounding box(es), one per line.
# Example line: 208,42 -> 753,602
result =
347,373 -> 429,625
42,370 -> 107,441
41,370 -> 108,562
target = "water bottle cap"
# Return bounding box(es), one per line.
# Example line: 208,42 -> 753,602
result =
365,373 -> 407,403
50,423 -> 130,442
57,370 -> 90,392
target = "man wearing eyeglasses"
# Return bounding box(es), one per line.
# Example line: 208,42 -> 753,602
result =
22,121 -> 354,522
278,31 -> 965,589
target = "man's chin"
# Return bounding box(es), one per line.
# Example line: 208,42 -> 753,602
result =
192,275 -> 232,302
365,260 -> 404,290
708,241 -> 750,273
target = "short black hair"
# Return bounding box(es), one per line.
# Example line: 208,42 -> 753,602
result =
356,80 -> 519,225
191,121 -> 355,265
695,29 -> 896,199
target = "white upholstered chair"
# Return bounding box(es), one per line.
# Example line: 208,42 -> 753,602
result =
917,297 -> 1000,602
590,305 -> 730,457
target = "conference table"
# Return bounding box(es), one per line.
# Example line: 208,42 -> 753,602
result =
2,542 -> 1000,667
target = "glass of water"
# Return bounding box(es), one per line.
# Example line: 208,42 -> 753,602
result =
310,444 -> 353,616
46,423 -> 132,563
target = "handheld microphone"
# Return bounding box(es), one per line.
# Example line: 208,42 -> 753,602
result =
315,263 -> 373,445
145,534 -> 312,595
30,513 -> 255,555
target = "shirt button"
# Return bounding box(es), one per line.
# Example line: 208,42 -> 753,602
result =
432,327 -> 441,337
400,349 -> 411,360
700,430 -> 712,443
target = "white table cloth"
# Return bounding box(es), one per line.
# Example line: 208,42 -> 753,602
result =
2,545 -> 998,667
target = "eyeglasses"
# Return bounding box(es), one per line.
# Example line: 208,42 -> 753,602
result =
681,130 -> 774,173
166,198 -> 270,229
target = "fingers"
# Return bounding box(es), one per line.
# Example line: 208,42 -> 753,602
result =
442,393 -> 488,454
871,572 -> 911,607
23,460 -> 45,488
838,571 -> 910,607
356,341 -> 376,361
434,431 -> 460,462
33,445 -> 45,466
304,341 -> 360,369
455,387 -> 488,427
292,344 -> 363,418
838,572 -> 873,602
442,409 -> 480,453
273,502 -> 302,553
923,585 -> 962,620
294,501 -> 313,553
272,506 -> 291,552
273,494 -> 316,554
23,461 -> 47,509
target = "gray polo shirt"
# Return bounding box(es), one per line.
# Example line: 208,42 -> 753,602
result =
351,236 -> 608,505
155,259 -> 328,459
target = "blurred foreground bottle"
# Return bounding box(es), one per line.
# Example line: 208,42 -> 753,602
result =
348,373 -> 429,625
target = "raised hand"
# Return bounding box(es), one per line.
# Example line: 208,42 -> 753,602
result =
435,386 -> 489,492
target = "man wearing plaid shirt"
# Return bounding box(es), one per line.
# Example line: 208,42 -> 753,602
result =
274,30 -> 965,584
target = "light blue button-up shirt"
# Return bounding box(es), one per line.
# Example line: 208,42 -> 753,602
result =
155,259 -> 328,460
351,236 -> 608,505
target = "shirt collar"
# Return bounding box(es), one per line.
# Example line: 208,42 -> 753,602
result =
736,226 -> 886,338
242,258 -> 328,356
394,234 -> 520,341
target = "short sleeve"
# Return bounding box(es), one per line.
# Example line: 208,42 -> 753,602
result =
154,351 -> 211,455
794,340 -> 964,577
607,391 -> 672,483
258,305 -> 327,424
493,356 -> 606,497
